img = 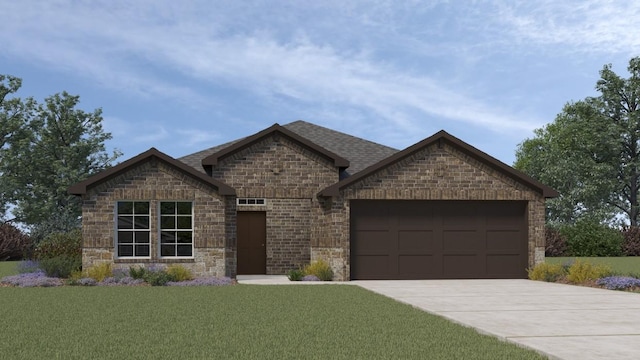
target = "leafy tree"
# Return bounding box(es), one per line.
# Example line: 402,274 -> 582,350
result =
0,75 -> 35,219
0,76 -> 121,231
515,57 -> 640,225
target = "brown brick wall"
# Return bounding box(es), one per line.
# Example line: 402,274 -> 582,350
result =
80,158 -> 229,277
311,143 -> 547,280
211,135 -> 338,198
211,135 -> 340,275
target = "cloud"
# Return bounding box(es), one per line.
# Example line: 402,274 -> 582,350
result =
493,1 -> 640,55
2,0 -> 634,142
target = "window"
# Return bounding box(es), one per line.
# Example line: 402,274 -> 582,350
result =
237,198 -> 266,206
160,202 -> 193,257
116,201 -> 150,258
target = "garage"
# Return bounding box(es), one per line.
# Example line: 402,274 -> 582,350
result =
350,200 -> 528,280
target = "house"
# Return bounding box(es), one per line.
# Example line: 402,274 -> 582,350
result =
69,120 -> 557,280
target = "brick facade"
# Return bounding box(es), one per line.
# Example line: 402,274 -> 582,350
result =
76,125 -> 553,282
210,135 -> 339,275
311,143 -> 547,280
80,158 -> 229,277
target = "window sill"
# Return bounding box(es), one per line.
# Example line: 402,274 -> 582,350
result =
115,258 -> 195,264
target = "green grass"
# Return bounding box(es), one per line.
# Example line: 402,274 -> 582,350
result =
0,261 -> 18,277
546,257 -> 640,276
0,285 -> 546,360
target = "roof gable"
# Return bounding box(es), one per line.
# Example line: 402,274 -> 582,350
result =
201,123 -> 350,168
320,130 -> 559,198
68,148 -> 236,196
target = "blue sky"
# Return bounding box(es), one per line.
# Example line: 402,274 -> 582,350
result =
1,1 -> 638,166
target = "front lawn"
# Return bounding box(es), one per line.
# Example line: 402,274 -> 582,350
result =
546,256 -> 640,276
0,261 -> 17,277
0,285 -> 546,359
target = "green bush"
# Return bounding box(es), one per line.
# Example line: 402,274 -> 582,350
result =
144,271 -> 174,286
287,268 -> 304,281
303,259 -> 333,281
34,229 -> 82,260
129,266 -> 147,280
560,220 -> 623,257
39,255 -> 82,278
128,265 -> 176,286
566,259 -> 612,284
527,263 -> 566,282
166,264 -> 193,282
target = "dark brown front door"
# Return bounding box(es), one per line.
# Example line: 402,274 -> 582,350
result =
237,211 -> 267,275
350,200 -> 527,280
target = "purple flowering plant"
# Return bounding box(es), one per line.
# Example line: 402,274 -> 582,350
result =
167,277 -> 234,286
17,260 -> 41,274
596,276 -> 640,290
1,271 -> 63,287
301,275 -> 320,281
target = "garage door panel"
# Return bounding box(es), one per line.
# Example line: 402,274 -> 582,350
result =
352,255 -> 389,278
442,231 -> 479,251
486,231 -> 522,251
443,254 -> 479,278
351,200 -> 527,280
486,254 -> 526,278
485,203 -> 526,226
354,231 -> 390,253
351,203 -> 390,231
398,255 -> 438,277
398,230 -> 434,251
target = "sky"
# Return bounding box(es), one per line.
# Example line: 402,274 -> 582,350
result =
1,0 -> 639,167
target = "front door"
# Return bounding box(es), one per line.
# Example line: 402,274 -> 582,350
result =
237,211 -> 267,275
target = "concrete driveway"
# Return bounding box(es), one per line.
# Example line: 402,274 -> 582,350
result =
353,279 -> 640,360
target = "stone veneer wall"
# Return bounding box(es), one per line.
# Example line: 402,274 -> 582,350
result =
81,158 -> 229,277
211,135 -> 339,275
313,143 -> 547,280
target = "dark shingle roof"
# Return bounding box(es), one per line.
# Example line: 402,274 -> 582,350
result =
178,120 -> 399,176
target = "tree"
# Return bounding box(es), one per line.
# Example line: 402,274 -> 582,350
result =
0,75 -> 35,219
0,76 -> 121,233
515,57 -> 640,226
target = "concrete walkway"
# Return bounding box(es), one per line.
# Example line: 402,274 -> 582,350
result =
353,279 -> 640,360
236,276 -> 640,359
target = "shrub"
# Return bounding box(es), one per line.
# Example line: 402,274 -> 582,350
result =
527,263 -> 566,282
561,220 -> 623,257
287,269 -> 304,281
302,275 -> 320,281
0,222 -> 32,260
0,271 -> 63,287
34,229 -> 82,260
166,264 -> 194,282
621,226 -> 640,256
129,266 -> 148,280
596,276 -> 640,290
84,263 -> 113,282
303,259 -> 333,281
129,265 -> 175,286
566,260 -> 612,284
17,260 -> 41,274
99,276 -> 145,286
39,255 -> 82,278
167,277 -> 234,286
144,271 -> 174,286
545,227 -> 568,257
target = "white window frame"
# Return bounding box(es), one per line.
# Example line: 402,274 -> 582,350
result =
115,201 -> 151,259
158,201 -> 194,259
237,198 -> 266,206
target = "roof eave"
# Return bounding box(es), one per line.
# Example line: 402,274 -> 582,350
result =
68,148 -> 236,196
201,123 -> 350,169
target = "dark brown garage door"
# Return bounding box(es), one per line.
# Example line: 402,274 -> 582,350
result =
350,200 -> 527,280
